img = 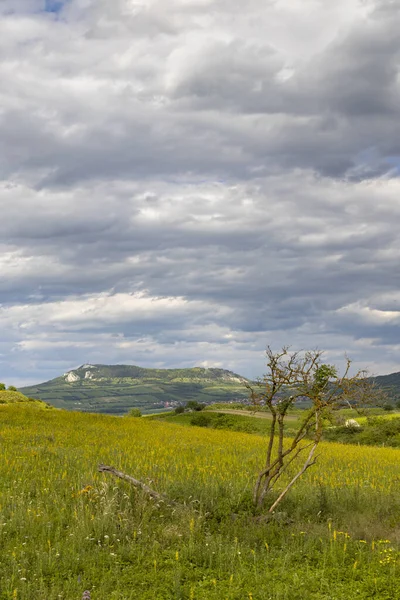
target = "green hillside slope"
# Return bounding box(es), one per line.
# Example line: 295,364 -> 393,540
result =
0,389 -> 49,408
372,371 -> 400,401
20,364 -> 250,414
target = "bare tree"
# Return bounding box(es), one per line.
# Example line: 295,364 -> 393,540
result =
248,347 -> 383,512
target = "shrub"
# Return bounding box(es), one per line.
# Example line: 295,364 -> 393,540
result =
190,414 -> 211,427
8,385 -> 17,392
213,414 -> 235,429
175,405 -> 185,414
128,408 -> 142,418
185,400 -> 205,412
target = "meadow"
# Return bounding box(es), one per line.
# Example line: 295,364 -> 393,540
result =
154,408 -> 400,448
0,404 -> 400,599
150,409 -> 278,435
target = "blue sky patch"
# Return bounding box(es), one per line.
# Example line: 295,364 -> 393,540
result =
44,0 -> 64,13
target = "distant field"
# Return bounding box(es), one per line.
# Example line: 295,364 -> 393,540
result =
152,408 -> 400,440
1,404 -> 400,599
151,410 -> 302,435
20,380 -> 249,414
357,412 -> 400,425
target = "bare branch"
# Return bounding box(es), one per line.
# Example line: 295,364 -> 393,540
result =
267,442 -> 319,513
250,347 -> 377,511
98,464 -> 177,506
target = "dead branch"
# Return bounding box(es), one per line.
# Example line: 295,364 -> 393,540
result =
98,464 -> 177,506
267,442 -> 319,513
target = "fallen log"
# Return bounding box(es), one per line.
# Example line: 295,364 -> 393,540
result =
98,464 -> 177,506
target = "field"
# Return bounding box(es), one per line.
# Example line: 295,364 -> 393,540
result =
152,408 -> 400,445
1,405 -> 400,599
150,410 -> 301,437
19,381 -> 249,415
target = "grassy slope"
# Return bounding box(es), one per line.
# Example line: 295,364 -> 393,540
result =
1,404 -> 400,599
151,410 -> 302,436
0,389 -> 49,407
324,413 -> 400,447
195,407 -> 400,447
373,371 -> 400,401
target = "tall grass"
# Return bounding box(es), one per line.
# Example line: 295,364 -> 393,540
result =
0,405 -> 399,599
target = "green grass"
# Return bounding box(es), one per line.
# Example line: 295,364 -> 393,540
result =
0,390 -> 49,407
152,409 -> 400,448
357,412 -> 400,425
150,410 -> 303,436
1,404 -> 400,599
336,408 -> 389,419
324,413 -> 400,447
18,381 -> 250,414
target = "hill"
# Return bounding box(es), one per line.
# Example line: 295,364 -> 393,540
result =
0,389 -> 49,408
372,371 -> 400,402
19,364 -> 250,414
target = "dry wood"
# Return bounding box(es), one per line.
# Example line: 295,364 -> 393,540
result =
267,442 -> 318,513
98,464 -> 177,506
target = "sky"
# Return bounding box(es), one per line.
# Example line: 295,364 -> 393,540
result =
2,0 -> 400,386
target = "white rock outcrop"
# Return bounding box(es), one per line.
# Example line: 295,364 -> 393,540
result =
65,371 -> 80,383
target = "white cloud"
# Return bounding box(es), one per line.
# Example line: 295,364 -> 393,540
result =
337,302 -> 400,325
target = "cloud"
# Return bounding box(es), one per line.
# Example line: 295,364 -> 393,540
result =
2,0 -> 394,188
1,0 -> 400,386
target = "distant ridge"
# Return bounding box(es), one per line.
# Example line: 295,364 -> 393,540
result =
20,364 -> 250,414
371,371 -> 400,401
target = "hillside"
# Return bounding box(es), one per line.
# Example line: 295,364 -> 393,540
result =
0,389 -> 49,408
19,364 -> 250,414
372,371 -> 400,401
